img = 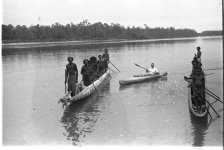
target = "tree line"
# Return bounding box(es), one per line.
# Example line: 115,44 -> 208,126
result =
1,20 -> 220,43
199,30 -> 222,36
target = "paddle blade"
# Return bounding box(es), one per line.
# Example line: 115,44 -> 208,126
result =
134,63 -> 140,67
204,73 -> 215,76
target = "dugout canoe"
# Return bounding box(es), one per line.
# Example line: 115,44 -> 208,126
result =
59,69 -> 111,106
119,72 -> 167,86
184,77 -> 209,118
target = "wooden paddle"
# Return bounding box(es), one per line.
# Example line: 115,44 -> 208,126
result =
204,67 -> 223,71
105,70 -> 112,78
65,82 -> 66,94
199,95 -> 220,117
205,104 -> 213,119
205,88 -> 223,104
65,69 -> 68,94
108,60 -> 120,72
177,66 -> 223,74
108,67 -> 115,73
205,88 -> 220,99
204,73 -> 215,76
184,73 -> 214,79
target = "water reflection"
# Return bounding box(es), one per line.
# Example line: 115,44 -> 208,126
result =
190,113 -> 209,146
60,83 -> 110,145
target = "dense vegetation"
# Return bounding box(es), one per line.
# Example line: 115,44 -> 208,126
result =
1,20 -> 219,43
199,30 -> 222,36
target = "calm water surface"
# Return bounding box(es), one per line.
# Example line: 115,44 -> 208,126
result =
2,36 -> 223,146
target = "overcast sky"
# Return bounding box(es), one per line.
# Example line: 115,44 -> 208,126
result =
2,0 -> 222,32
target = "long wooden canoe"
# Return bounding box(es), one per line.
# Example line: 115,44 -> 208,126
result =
185,76 -> 209,118
59,69 -> 111,106
119,72 -> 167,86
187,86 -> 209,118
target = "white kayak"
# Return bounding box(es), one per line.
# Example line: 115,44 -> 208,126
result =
119,72 -> 167,86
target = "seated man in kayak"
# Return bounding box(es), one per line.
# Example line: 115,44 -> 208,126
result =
146,63 -> 159,75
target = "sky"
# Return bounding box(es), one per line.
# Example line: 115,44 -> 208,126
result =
2,0 -> 223,32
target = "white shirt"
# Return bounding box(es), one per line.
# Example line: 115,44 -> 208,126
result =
148,67 -> 159,74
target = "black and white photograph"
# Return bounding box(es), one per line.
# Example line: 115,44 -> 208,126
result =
1,0 -> 223,148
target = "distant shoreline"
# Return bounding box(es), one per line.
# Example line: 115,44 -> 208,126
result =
2,36 -> 222,49
3,22 -> 221,49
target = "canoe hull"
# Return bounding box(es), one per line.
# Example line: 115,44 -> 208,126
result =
60,70 -> 111,105
119,72 -> 167,86
187,84 -> 209,118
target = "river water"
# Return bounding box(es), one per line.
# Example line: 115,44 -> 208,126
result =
2,36 -> 223,146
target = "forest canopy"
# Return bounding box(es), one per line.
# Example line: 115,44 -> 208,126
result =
1,20 -> 220,43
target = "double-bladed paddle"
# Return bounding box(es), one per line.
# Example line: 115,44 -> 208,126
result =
134,63 -> 151,73
134,63 -> 148,70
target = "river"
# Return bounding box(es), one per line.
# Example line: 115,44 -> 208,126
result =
2,36 -> 223,146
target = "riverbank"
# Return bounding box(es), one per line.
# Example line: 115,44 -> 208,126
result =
2,36 -> 222,49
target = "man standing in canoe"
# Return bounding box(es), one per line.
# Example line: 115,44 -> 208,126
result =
102,49 -> 109,69
65,57 -> 78,96
191,55 -> 203,76
81,59 -> 90,86
196,46 -> 202,63
89,56 -> 98,82
146,63 -> 159,75
97,55 -> 104,75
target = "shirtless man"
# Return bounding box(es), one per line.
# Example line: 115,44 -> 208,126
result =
102,49 -> 109,69
196,47 -> 202,63
65,57 -> 78,96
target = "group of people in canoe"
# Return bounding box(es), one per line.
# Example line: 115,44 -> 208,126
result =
185,46 -> 205,109
65,49 -> 110,96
